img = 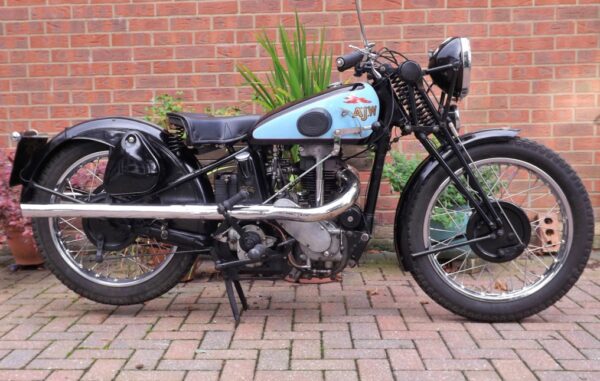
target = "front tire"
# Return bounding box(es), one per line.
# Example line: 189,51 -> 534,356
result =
32,142 -> 198,305
404,138 -> 594,321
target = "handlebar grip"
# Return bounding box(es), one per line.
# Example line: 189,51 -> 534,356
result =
336,50 -> 364,72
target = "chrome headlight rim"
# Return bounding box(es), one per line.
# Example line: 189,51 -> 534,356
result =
459,37 -> 471,99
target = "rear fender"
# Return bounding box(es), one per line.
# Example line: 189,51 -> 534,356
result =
394,128 -> 520,271
15,118 -> 164,192
16,118 -> 213,209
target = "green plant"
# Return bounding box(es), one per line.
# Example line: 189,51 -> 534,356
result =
383,150 -> 502,229
204,106 -> 242,116
383,151 -> 421,194
237,14 -> 332,111
145,92 -> 185,128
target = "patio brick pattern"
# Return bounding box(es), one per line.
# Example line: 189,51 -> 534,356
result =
0,252 -> 598,380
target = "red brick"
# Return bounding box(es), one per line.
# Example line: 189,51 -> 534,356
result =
72,91 -> 111,104
30,64 -> 67,77
558,6 -> 599,20
92,74 -> 133,90
513,37 -> 554,50
491,52 -> 532,66
362,0 -> 402,11
0,36 -> 29,49
470,9 -> 511,22
71,34 -> 110,48
92,48 -> 132,62
199,1 -> 238,14
382,11 -> 425,25
214,16 -> 253,29
6,22 -> 44,35
114,4 -> 155,17
54,77 -> 92,90
535,21 -> 575,35
46,20 -> 85,34
489,110 -> 530,123
0,7 -> 29,21
31,35 -> 68,48
426,9 -> 467,24
447,23 -> 488,37
172,16 -> 212,31
449,0 -> 488,8
31,6 -> 71,20
490,23 -> 532,36
72,5 -> 113,19
404,25 -> 445,39
87,19 -> 127,33
512,66 -> 553,80
9,50 -> 49,63
129,18 -> 169,31
557,35 -> 598,49
577,20 -> 600,34
134,47 -> 174,61
404,0 -> 445,9
492,0 -> 533,6
111,33 -> 151,47
157,2 -> 197,16
513,7 -> 555,21
532,80 -> 573,94
284,0 -> 324,12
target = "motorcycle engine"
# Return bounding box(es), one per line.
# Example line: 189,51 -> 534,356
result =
269,144 -> 362,274
217,144 -> 363,277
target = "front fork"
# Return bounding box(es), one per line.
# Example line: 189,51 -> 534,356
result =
416,130 -> 504,232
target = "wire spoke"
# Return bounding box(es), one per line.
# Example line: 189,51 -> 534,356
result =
47,151 -> 177,286
425,157 -> 571,301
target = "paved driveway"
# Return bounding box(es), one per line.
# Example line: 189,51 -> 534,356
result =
0,251 -> 598,381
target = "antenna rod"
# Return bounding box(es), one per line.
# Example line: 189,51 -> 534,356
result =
355,0 -> 369,48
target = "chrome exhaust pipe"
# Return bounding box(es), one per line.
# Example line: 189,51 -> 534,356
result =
21,169 -> 360,222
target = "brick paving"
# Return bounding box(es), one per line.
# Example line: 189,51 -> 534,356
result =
0,252 -> 598,381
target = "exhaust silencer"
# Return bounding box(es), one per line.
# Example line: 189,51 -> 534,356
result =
21,169 -> 360,223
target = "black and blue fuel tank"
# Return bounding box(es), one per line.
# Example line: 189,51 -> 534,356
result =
251,83 -> 380,144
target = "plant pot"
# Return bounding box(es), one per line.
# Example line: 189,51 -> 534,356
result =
430,206 -> 470,262
6,229 -> 44,266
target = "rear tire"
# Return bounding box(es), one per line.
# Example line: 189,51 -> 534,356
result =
404,138 -> 594,321
32,142 -> 198,305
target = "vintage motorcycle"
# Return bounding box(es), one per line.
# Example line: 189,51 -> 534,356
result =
11,2 -> 594,323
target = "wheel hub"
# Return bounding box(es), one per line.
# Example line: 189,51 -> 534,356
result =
82,194 -> 136,251
466,201 -> 531,263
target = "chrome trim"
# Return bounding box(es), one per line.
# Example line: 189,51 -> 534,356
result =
22,168 -> 360,222
459,37 -> 471,99
10,131 -> 21,142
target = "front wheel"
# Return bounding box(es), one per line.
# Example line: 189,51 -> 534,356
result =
403,138 -> 594,321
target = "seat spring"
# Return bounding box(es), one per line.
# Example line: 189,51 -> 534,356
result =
167,123 -> 186,156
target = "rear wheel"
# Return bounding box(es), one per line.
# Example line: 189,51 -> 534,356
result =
404,138 -> 594,321
32,142 -> 197,305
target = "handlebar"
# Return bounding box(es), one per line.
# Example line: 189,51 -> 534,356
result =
336,50 -> 364,72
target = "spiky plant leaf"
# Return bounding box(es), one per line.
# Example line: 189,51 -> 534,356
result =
237,13 -> 332,112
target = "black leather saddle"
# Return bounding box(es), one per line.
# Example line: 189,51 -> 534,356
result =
167,112 -> 261,145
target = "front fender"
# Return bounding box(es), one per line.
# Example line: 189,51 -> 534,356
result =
394,128 -> 520,271
16,117 -> 167,202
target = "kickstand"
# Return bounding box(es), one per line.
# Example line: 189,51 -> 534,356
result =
223,273 -> 248,325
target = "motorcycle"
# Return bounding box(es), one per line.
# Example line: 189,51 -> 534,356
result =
10,1 -> 594,323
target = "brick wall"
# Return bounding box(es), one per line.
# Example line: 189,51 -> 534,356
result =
1,0 -> 599,237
